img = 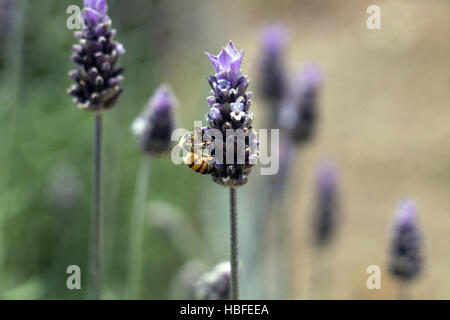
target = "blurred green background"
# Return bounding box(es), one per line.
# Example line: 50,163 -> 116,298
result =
0,0 -> 449,299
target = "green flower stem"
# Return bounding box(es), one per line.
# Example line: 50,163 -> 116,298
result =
230,188 -> 239,300
91,114 -> 103,299
127,157 -> 151,299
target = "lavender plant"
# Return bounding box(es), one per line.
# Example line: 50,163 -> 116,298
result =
128,85 -> 177,298
182,41 -> 258,299
67,0 -> 124,299
68,0 -> 124,113
389,200 -> 423,299
205,41 -> 258,188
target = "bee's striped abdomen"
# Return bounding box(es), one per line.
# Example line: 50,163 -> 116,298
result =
184,152 -> 214,175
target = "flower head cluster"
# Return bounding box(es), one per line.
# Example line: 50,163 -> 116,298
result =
68,0 -> 125,113
313,160 -> 339,246
280,63 -> 322,143
195,262 -> 230,300
389,200 -> 423,280
259,24 -> 288,106
205,41 -> 259,187
132,84 -> 177,154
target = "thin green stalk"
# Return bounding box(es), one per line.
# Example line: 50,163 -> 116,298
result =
230,188 -> 239,300
0,0 -> 25,293
91,114 -> 103,299
308,245 -> 335,299
127,157 -> 151,299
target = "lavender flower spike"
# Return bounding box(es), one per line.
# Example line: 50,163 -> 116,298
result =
313,160 -> 339,246
68,0 -> 125,112
280,63 -> 322,143
204,41 -> 258,187
259,24 -> 288,104
389,200 -> 423,280
132,84 -> 177,154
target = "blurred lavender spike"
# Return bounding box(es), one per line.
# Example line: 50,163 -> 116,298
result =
280,63 -> 322,143
389,200 -> 423,280
68,0 -> 125,112
259,24 -> 288,106
313,160 -> 339,246
195,262 -> 231,300
132,84 -> 177,154
205,41 -> 258,187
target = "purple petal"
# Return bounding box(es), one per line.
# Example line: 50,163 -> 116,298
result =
83,0 -> 95,9
116,43 -> 126,55
215,70 -> 227,82
217,79 -> 230,91
205,52 -> 220,72
231,102 -> 244,113
206,96 -> 216,107
225,40 -> 240,59
83,8 -> 101,27
209,107 -> 222,120
95,0 -> 107,14
218,48 -> 232,70
230,58 -> 241,76
239,49 -> 244,60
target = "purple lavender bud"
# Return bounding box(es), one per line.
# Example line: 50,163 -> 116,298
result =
217,79 -> 231,92
205,41 -> 244,87
132,84 -> 177,154
208,107 -> 222,123
280,63 -> 322,143
259,24 -> 288,104
204,41 -> 259,187
389,200 -> 423,280
313,160 -> 339,246
195,262 -> 230,300
68,0 -> 125,113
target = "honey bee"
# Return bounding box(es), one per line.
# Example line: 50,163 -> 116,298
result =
178,128 -> 215,175
183,151 -> 215,175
